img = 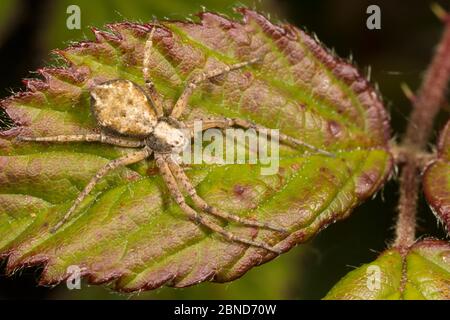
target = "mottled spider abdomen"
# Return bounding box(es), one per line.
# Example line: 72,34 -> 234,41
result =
91,79 -> 158,137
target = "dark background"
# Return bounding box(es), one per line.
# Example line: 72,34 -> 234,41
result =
0,0 -> 448,299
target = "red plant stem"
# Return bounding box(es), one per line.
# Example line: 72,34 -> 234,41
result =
394,17 -> 450,250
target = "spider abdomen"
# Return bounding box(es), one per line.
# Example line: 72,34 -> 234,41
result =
90,79 -> 158,137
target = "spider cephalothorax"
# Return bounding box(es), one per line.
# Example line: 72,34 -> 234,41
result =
19,26 -> 333,254
146,117 -> 189,153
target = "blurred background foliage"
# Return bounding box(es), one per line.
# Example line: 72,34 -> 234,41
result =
0,0 -> 448,299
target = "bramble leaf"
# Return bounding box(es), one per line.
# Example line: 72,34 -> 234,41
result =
423,121 -> 450,233
0,10 -> 391,291
323,239 -> 450,300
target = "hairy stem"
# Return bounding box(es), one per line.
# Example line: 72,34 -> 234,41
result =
390,144 -> 435,167
394,16 -> 450,249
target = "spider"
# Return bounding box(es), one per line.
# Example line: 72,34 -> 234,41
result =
18,26 -> 333,254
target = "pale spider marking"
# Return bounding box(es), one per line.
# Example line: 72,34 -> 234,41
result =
18,25 -> 334,254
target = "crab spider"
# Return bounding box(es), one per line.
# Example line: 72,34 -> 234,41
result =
19,25 -> 333,254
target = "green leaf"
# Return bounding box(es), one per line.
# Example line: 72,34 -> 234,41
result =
423,120 -> 450,233
323,239 -> 450,300
0,9 -> 392,292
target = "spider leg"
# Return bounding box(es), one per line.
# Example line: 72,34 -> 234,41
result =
170,58 -> 260,119
165,156 -> 288,233
50,147 -> 152,233
18,133 -> 145,148
186,117 -> 335,157
154,153 -> 281,254
143,25 -> 165,117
